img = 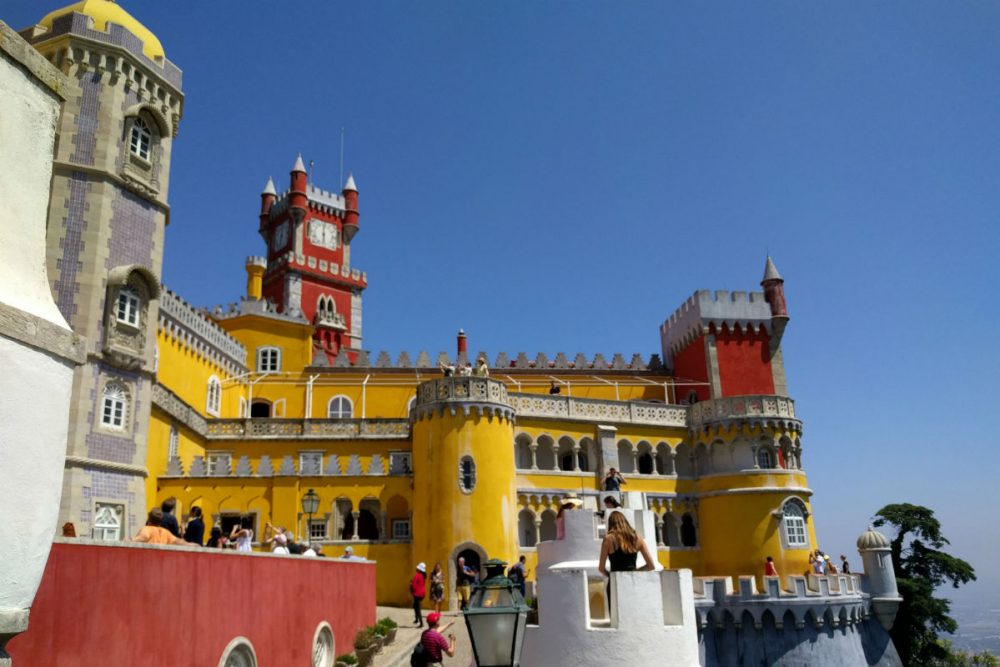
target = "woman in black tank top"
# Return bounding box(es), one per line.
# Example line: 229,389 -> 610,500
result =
599,511 -> 655,578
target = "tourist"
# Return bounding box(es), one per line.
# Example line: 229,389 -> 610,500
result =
825,554 -> 838,574
456,557 -> 477,611
206,525 -> 228,548
603,468 -> 626,492
508,555 -> 528,597
603,495 -> 621,510
459,363 -> 473,377
342,545 -> 357,559
419,612 -> 456,665
61,522 -> 76,537
598,511 -> 655,578
549,381 -> 561,395
439,361 -> 455,377
230,516 -> 254,552
160,497 -> 181,537
411,562 -> 427,626
302,543 -> 318,557
764,556 -> 779,577
183,506 -> 205,546
811,552 -> 825,575
474,357 -> 489,377
840,554 -> 850,574
429,562 -> 445,614
133,508 -> 187,545
263,522 -> 289,553
556,495 -> 583,539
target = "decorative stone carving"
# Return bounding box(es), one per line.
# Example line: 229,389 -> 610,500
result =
257,455 -> 275,476
165,456 -> 184,476
375,351 -> 393,367
367,454 -> 385,475
234,456 -> 253,476
325,455 -> 341,475
345,455 -> 363,476
277,455 -> 296,476
188,456 -> 207,477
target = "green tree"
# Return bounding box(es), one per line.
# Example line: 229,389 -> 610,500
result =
874,503 -> 977,666
927,640 -> 999,667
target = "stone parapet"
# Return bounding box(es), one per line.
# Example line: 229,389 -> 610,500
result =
163,450 -> 403,478
660,289 -> 774,362
693,574 -> 868,630
688,395 -> 801,432
159,289 -> 247,374
510,392 -> 688,427
203,418 -> 409,440
412,377 -> 513,422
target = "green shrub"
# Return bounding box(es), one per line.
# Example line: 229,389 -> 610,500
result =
377,616 -> 398,630
336,654 -> 358,666
353,627 -> 376,650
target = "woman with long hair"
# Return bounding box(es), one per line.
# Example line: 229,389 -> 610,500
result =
429,561 -> 445,614
598,511 -> 655,578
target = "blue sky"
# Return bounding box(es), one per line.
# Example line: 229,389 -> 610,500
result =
8,2 -> 999,602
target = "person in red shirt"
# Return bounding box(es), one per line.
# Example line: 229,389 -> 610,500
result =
764,556 -> 779,577
410,562 -> 427,626
420,612 -> 456,665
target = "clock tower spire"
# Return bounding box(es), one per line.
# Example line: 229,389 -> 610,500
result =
257,156 -> 367,358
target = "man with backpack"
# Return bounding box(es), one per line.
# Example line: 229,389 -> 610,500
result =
411,612 -> 455,666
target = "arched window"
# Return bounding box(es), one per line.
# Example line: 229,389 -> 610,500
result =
406,396 -> 416,416
518,509 -> 537,547
781,499 -> 809,548
219,638 -> 257,667
206,376 -> 222,416
538,509 -> 557,542
757,448 -> 773,469
116,287 -> 141,327
256,346 -> 281,372
459,456 -> 476,492
327,395 -> 353,419
680,513 -> 698,547
250,400 -> 270,418
101,383 -> 128,430
129,117 -> 152,161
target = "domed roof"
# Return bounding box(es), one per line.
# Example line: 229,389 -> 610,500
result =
40,0 -> 165,61
857,525 -> 891,550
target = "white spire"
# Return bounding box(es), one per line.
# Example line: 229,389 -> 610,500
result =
292,154 -> 306,173
762,255 -> 782,282
262,176 -> 276,196
344,173 -> 357,191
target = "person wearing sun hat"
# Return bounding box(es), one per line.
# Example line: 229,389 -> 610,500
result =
410,562 -> 428,626
556,493 -> 584,539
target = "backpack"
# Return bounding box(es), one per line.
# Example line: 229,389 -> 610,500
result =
411,633 -> 430,667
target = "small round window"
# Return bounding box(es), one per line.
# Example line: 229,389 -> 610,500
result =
312,622 -> 335,667
219,638 -> 257,667
459,456 -> 476,493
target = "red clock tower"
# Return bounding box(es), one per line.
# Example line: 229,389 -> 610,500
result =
257,155 -> 366,357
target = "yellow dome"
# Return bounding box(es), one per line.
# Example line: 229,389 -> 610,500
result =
40,0 -> 165,61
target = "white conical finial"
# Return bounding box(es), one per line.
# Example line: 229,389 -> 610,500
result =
762,255 -> 782,282
292,154 -> 306,173
344,173 -> 357,191
262,176 -> 276,196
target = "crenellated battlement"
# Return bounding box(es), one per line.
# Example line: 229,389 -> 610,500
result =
308,350 -> 664,371
660,289 -> 774,361
158,288 -> 247,374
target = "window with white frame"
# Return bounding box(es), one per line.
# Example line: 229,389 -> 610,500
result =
101,383 -> 128,430
392,519 -> 411,540
207,452 -> 232,477
327,395 -> 353,419
309,519 -> 328,541
116,288 -> 141,327
782,500 -> 809,548
206,376 -> 222,416
389,452 -> 412,476
757,448 -> 773,469
299,452 -> 323,476
257,346 -> 281,372
129,116 -> 152,160
167,424 -> 179,462
93,503 -> 124,541
459,456 -> 476,493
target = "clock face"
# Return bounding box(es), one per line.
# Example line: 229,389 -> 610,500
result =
271,221 -> 290,251
308,219 -> 339,250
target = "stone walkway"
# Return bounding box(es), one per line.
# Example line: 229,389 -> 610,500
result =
369,606 -> 474,667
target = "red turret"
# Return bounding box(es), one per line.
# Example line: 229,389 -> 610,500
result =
289,154 -> 308,224
259,176 -> 276,233
342,173 -> 359,243
761,256 -> 789,320
457,329 -> 467,358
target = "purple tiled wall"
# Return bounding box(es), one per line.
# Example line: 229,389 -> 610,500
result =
70,72 -> 101,166
53,172 -> 91,325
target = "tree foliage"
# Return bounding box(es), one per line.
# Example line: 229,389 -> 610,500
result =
874,503 -> 977,665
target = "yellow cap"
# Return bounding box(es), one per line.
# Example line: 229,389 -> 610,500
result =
40,0 -> 165,61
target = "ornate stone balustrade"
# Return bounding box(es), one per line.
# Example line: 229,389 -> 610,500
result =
204,418 -> 410,440
688,395 -> 801,432
509,393 -> 689,428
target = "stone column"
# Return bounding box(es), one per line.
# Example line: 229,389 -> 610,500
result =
572,444 -> 582,472
655,516 -> 665,546
631,448 -> 639,474
529,443 -> 538,471
351,511 -> 360,541
751,443 -> 760,469
667,451 -> 677,476
550,443 -> 559,470
533,519 -> 541,546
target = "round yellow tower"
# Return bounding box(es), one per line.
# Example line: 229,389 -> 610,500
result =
411,376 -> 518,608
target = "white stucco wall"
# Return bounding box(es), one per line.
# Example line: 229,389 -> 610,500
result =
0,38 -> 70,329
0,22 -> 77,648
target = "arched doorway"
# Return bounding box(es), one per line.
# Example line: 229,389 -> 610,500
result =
448,541 -> 488,611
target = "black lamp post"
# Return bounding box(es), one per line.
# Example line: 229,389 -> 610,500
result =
301,488 -> 320,539
463,558 -> 530,667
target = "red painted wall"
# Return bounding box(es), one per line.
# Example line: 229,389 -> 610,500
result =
671,336 -> 710,402
9,540 -> 376,666
714,327 -> 775,396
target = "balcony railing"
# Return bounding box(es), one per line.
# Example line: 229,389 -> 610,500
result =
687,395 -> 799,429
508,393 -> 689,428
205,418 -> 410,440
